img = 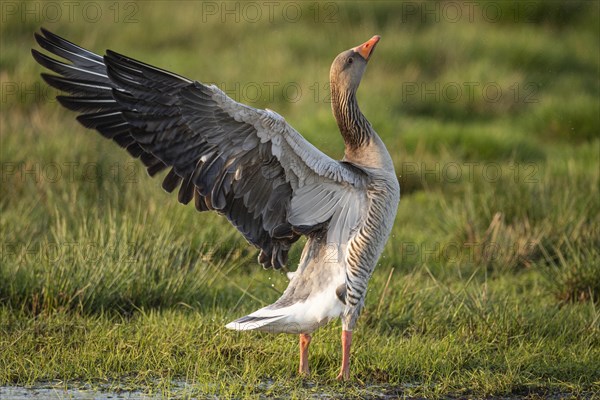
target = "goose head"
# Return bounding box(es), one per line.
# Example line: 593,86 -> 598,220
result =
329,35 -> 380,95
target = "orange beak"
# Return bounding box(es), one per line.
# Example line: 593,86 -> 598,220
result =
353,35 -> 381,61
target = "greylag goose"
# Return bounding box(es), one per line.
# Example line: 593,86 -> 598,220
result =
32,29 -> 400,380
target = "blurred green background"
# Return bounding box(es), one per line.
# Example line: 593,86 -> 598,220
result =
1,1 -> 599,397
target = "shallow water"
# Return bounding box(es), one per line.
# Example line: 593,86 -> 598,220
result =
0,386 -> 159,400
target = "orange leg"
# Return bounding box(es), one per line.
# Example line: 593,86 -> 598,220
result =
299,333 -> 312,376
336,330 -> 352,380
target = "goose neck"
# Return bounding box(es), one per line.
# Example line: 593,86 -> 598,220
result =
331,84 -> 372,150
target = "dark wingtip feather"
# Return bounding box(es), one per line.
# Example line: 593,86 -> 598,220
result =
178,175 -> 195,204
40,73 -> 64,90
40,27 -> 66,43
125,143 -> 145,158
258,250 -> 271,269
271,244 -> 286,270
35,28 -> 58,46
40,27 -> 53,37
31,48 -> 51,69
39,27 -> 99,57
147,160 -> 168,177
194,190 -> 210,212
41,73 -> 112,95
57,95 -> 118,112
34,31 -> 60,58
162,169 -> 182,193
33,31 -> 46,48
56,95 -> 81,111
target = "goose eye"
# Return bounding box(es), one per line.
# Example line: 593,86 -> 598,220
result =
347,57 -> 354,64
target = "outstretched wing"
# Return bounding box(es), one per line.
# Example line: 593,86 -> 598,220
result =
32,28 -> 367,269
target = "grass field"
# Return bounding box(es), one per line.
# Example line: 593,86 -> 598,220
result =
1,1 -> 599,398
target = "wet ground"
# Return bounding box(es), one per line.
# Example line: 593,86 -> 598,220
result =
0,383 -> 399,399
0,383 -> 590,399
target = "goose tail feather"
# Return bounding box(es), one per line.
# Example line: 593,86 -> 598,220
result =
225,311 -> 287,331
